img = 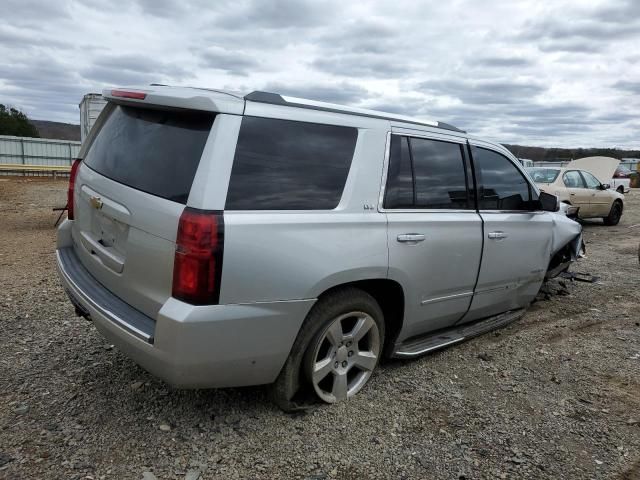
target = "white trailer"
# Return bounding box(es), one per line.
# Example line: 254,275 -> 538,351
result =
79,93 -> 107,144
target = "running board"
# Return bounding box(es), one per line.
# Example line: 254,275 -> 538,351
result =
392,309 -> 526,358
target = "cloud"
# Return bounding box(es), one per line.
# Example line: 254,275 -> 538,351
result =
418,79 -> 546,105
0,0 -> 637,148
134,0 -> 189,17
515,0 -> 640,53
316,20 -> 397,54
214,0 -> 338,29
81,55 -> 192,86
612,80 -> 640,95
199,48 -> 261,76
263,82 -> 369,104
471,56 -> 534,68
312,54 -> 412,78
1,0 -> 71,25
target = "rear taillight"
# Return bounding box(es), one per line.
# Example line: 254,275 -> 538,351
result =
111,89 -> 146,100
67,158 -> 82,220
172,208 -> 224,305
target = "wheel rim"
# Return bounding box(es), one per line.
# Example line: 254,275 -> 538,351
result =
308,311 -> 381,403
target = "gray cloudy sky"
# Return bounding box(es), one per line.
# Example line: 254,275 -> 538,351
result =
0,0 -> 638,148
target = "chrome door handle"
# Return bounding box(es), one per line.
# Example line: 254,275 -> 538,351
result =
488,231 -> 508,240
397,233 -> 426,243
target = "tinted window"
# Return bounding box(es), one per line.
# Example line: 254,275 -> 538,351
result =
474,147 -> 531,210
384,136 -> 414,208
84,105 -> 214,204
582,171 -> 601,189
384,135 -> 470,209
226,117 -> 357,210
563,170 -> 585,188
411,137 -> 468,209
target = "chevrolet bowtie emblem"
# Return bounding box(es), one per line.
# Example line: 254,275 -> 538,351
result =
89,196 -> 103,210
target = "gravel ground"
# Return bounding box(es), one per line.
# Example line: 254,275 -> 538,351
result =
1,177 -> 639,480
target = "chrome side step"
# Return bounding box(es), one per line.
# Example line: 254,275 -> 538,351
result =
392,309 -> 526,358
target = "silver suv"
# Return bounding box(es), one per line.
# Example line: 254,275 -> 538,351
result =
56,86 -> 582,409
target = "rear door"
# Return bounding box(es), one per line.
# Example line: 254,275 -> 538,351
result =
461,144 -> 553,322
72,103 -> 215,317
562,170 -> 592,216
384,132 -> 483,339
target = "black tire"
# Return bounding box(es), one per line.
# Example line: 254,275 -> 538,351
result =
603,201 -> 623,226
271,287 -> 385,411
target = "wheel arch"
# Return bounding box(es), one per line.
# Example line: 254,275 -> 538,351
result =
314,278 -> 405,356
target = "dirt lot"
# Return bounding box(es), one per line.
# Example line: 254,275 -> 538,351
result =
0,178 -> 639,480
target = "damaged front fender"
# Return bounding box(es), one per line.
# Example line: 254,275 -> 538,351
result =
546,213 -> 584,280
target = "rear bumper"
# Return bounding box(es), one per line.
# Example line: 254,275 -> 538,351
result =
56,243 -> 314,388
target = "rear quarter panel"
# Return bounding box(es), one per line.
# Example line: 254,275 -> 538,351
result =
220,211 -> 388,303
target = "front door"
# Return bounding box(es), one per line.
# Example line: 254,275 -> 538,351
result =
383,133 -> 483,340
562,170 -> 593,217
581,170 -> 611,216
461,144 -> 554,323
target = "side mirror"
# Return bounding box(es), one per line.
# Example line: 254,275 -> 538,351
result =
538,191 -> 559,212
600,183 -> 610,190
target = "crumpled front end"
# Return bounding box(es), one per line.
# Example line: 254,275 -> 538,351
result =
546,213 -> 585,279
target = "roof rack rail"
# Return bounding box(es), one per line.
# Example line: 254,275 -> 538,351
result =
244,91 -> 465,133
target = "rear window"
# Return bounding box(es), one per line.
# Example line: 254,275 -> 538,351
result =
225,116 -> 357,210
84,105 -> 214,204
527,167 -> 560,183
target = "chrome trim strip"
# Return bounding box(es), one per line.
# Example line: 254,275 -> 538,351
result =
478,210 -> 547,215
56,250 -> 153,343
421,291 -> 473,305
381,208 -> 477,214
390,127 -> 468,143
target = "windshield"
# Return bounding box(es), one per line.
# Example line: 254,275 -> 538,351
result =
526,167 -> 560,184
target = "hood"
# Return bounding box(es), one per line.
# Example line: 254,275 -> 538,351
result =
565,156 -> 620,184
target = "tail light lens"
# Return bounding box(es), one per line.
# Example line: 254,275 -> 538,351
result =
111,89 -> 147,100
172,208 -> 224,305
67,158 -> 82,220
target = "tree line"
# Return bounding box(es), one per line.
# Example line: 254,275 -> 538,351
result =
504,144 -> 640,162
0,104 -> 39,138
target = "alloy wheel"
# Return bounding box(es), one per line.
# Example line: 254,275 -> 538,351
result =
308,311 -> 381,403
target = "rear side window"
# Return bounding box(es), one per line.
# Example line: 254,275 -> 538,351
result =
226,117 -> 357,210
411,137 -> 469,209
84,105 -> 214,204
563,170 -> 585,188
528,168 -> 560,183
384,135 -> 470,209
473,147 -> 532,210
384,136 -> 414,208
